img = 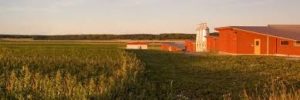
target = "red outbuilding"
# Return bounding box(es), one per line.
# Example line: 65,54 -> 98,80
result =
206,33 -> 219,53
185,40 -> 196,52
208,25 -> 300,57
161,42 -> 185,52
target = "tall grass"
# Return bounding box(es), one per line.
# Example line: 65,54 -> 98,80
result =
0,46 -> 144,99
223,79 -> 300,100
133,50 -> 300,99
1,44 -> 300,99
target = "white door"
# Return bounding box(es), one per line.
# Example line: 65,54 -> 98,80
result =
254,39 -> 261,55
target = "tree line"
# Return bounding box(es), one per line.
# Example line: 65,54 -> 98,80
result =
0,33 -> 195,40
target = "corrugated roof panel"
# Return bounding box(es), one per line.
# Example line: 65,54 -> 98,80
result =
229,25 -> 300,40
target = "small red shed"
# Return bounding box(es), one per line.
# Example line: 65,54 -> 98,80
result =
209,25 -> 300,57
161,42 -> 185,52
185,40 -> 196,52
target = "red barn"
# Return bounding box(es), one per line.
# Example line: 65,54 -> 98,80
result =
208,25 -> 300,57
161,42 -> 185,52
185,40 -> 196,52
206,33 -> 219,52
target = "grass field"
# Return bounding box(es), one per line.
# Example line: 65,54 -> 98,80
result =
0,42 -> 143,99
133,51 -> 300,99
0,41 -> 300,99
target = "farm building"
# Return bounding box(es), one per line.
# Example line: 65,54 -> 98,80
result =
185,40 -> 196,52
206,32 -> 220,52
161,42 -> 185,52
207,25 -> 300,56
126,42 -> 148,50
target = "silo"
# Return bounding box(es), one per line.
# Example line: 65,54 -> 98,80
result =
196,23 -> 209,52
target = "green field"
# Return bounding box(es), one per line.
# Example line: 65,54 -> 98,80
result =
0,41 -> 300,99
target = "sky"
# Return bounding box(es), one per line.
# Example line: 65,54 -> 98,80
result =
0,0 -> 300,35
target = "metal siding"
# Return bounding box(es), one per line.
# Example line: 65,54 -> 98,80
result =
214,28 -> 300,56
218,29 -> 237,53
235,29 -> 267,54
277,39 -> 300,55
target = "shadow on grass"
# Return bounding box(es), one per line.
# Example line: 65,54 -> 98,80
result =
128,50 -> 300,99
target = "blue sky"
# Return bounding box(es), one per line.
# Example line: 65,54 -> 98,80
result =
0,0 -> 300,35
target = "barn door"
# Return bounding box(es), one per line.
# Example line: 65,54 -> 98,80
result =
254,39 -> 261,55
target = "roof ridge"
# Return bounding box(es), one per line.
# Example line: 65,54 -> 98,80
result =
268,24 -> 300,26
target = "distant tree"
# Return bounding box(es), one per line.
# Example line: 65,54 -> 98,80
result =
0,33 -> 196,40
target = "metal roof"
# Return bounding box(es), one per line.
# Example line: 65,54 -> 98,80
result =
216,25 -> 300,41
127,42 -> 148,45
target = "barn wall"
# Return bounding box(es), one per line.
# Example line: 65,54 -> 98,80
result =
216,28 -> 300,56
276,39 -> 300,56
235,29 -> 300,56
170,47 -> 182,52
235,29 -> 268,54
207,36 -> 219,52
218,28 -> 284,55
160,44 -> 182,52
185,40 -> 196,52
161,44 -> 169,51
218,29 -> 238,53
268,37 -> 278,54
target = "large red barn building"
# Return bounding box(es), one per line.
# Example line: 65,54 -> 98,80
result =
207,25 -> 300,57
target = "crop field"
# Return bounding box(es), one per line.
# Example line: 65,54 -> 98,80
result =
0,41 -> 300,99
0,42 -> 143,99
133,51 -> 300,99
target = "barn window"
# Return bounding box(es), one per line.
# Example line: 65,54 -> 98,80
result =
255,41 -> 260,46
280,41 -> 289,45
295,41 -> 300,46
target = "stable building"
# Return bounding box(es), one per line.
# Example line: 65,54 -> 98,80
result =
161,42 -> 185,52
126,42 -> 148,50
206,32 -> 219,53
207,25 -> 300,57
185,40 -> 196,52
